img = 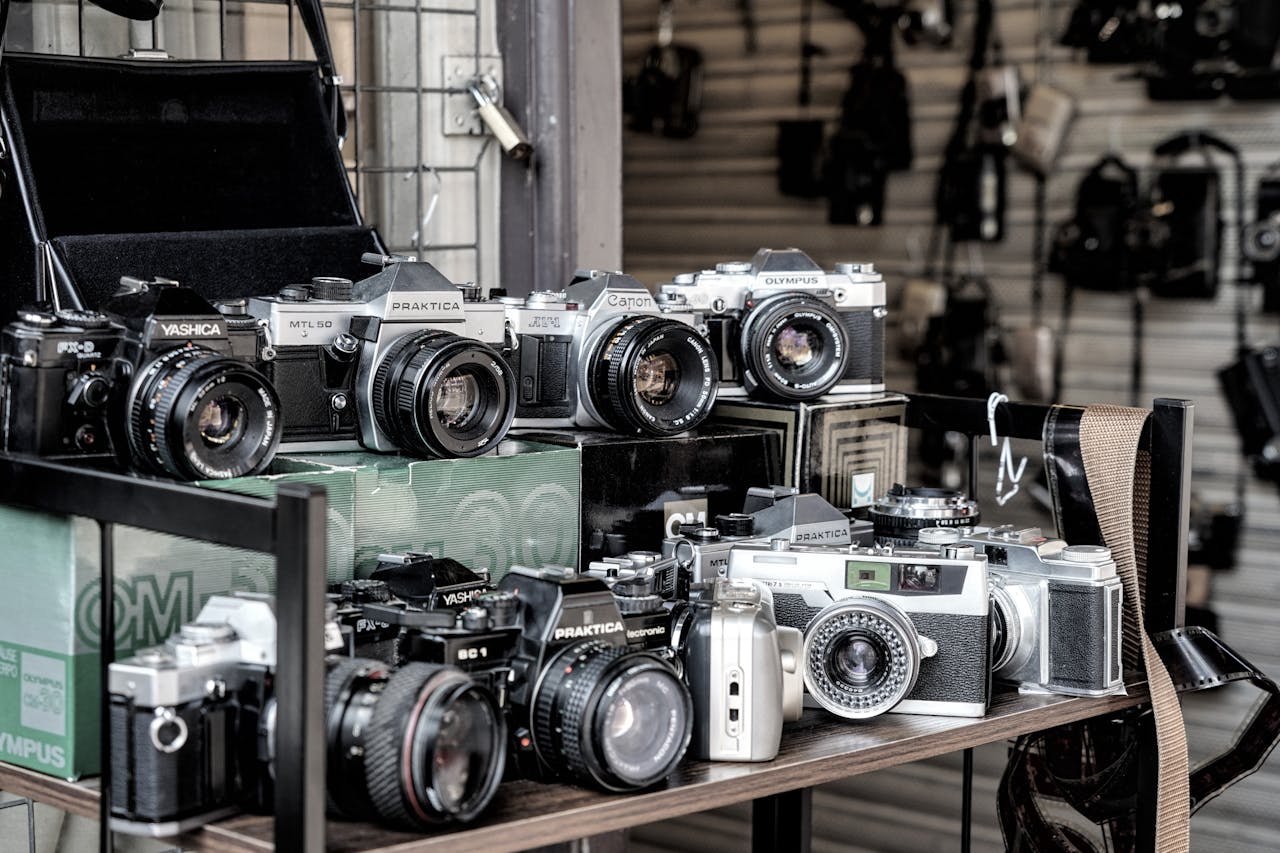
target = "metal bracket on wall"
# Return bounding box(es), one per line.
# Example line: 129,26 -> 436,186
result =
444,55 -> 505,137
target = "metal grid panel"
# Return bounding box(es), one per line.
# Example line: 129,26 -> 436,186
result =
3,0 -> 500,283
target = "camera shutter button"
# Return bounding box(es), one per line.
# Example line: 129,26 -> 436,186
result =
1061,544 -> 1112,563
54,308 -> 110,329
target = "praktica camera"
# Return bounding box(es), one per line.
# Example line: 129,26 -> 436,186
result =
498,270 -> 719,436
656,248 -> 886,400
1,276 -> 281,480
726,537 -> 990,719
962,525 -> 1125,697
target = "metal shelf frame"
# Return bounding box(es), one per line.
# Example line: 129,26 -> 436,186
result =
0,392 -> 1192,852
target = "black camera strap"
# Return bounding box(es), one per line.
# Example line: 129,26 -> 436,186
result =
295,0 -> 349,144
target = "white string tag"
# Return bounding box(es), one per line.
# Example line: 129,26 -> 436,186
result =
987,392 -> 1028,507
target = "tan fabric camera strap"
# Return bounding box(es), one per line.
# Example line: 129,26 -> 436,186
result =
1078,404 -> 1189,853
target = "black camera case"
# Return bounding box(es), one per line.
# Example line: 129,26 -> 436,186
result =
0,20 -> 383,322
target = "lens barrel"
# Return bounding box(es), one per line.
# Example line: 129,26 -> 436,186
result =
372,330 -> 516,457
531,640 -> 692,791
587,316 -> 718,436
869,485 -> 982,546
802,597 -> 924,719
739,294 -> 849,401
127,345 -> 281,480
325,658 -> 506,827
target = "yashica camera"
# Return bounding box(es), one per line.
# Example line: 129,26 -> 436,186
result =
107,593 -> 507,836
961,525 -> 1125,697
726,537 -> 990,719
662,485 -> 872,583
0,276 -> 281,480
243,254 -> 516,458
369,566 -> 694,791
655,247 -> 887,400
868,483 -> 982,547
498,270 -> 719,436
677,578 -> 803,762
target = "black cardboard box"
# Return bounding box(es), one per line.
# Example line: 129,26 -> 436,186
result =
710,393 -> 908,511
513,425 -> 782,567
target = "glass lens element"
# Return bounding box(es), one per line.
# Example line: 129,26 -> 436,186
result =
773,324 -> 821,369
633,352 -> 681,406
433,370 -> 481,430
431,692 -> 499,813
599,669 -> 688,785
831,635 -> 883,687
196,395 -> 246,449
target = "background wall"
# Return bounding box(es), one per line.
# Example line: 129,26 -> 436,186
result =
621,0 -> 1280,850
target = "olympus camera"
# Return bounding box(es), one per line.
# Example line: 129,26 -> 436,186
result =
662,485 -> 873,583
499,270 -> 719,436
678,578 -> 803,762
242,254 -> 515,457
869,483 -> 982,547
726,538 -> 990,719
962,525 -> 1125,697
367,566 -> 694,791
0,276 -> 281,480
655,248 -> 886,401
107,593 -> 507,835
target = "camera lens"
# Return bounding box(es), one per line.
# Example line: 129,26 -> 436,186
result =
127,345 -> 281,480
738,294 -> 849,401
1244,221 -> 1280,263
869,484 -> 982,547
325,658 -> 505,827
372,330 -> 516,457
803,597 -> 923,719
587,316 -> 718,436
531,640 -> 692,791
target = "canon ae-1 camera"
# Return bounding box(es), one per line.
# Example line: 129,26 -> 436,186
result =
498,270 -> 719,436
727,538 -> 990,719
1,276 -> 281,480
107,593 -> 507,835
869,483 -> 982,547
242,254 -> 516,458
655,248 -> 886,401
962,525 -> 1125,697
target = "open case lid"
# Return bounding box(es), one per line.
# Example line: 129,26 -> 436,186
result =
0,51 -> 383,316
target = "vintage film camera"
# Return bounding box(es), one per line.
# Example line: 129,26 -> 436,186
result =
868,483 -> 982,547
727,538 -> 990,719
661,485 -> 873,583
107,593 -> 506,835
366,566 -> 694,791
677,578 -> 804,762
498,270 -> 719,436
655,248 -> 886,401
962,525 -> 1125,697
0,276 -> 281,480
242,254 -> 516,457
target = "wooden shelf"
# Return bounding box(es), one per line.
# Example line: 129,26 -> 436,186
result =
0,685 -> 1149,853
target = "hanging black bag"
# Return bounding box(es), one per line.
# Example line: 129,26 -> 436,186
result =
624,0 -> 704,140
1049,154 -> 1140,293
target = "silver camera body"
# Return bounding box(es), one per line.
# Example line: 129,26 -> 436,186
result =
499,271 -> 718,436
679,578 -> 803,762
726,539 -> 990,718
962,525 -> 1125,697
247,257 -> 512,455
656,248 -> 886,400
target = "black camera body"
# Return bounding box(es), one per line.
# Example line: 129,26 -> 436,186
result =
1,277 -> 281,480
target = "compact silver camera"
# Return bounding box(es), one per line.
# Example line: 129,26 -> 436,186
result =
727,539 -> 990,719
662,485 -> 872,583
655,248 -> 886,401
678,578 -> 803,762
498,270 -> 719,436
962,525 -> 1125,697
244,254 -> 516,457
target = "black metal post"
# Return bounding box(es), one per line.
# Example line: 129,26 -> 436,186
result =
272,484 -> 328,853
1146,399 -> 1192,633
98,522 -> 115,853
752,788 -> 812,853
961,748 -> 973,853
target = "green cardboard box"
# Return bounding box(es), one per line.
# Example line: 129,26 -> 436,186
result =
0,457 -> 358,779
302,439 -> 581,581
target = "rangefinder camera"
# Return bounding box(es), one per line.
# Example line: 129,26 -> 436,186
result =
655,248 -> 886,400
241,254 -> 516,458
498,270 -> 719,436
678,578 -> 804,762
727,538 -> 990,719
107,593 -> 507,835
662,485 -> 873,583
962,525 -> 1125,697
1,276 -> 281,480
